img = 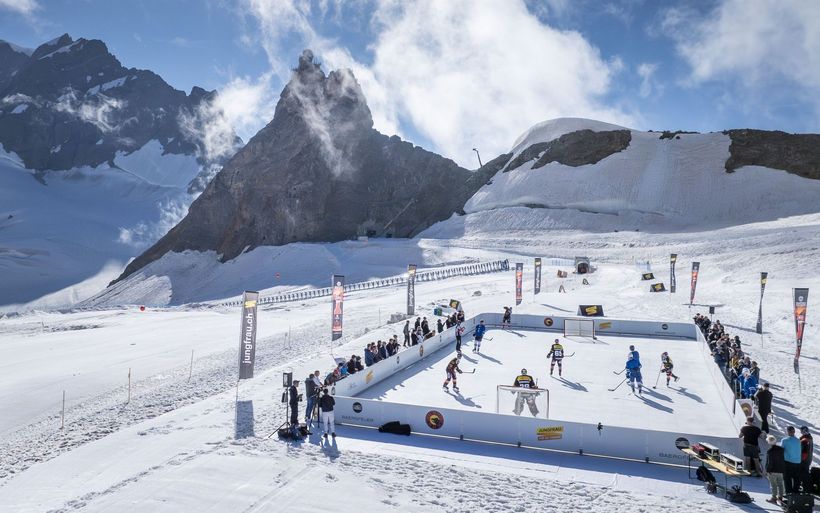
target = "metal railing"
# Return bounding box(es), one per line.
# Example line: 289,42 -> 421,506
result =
216,259 -> 510,308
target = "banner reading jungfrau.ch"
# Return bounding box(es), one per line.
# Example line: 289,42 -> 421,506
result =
670,254 -> 677,293
407,264 -> 417,315
515,262 -> 523,305
793,288 -> 808,373
238,290 -> 259,379
689,262 -> 700,305
755,272 -> 768,334
534,258 -> 542,295
331,275 -> 345,341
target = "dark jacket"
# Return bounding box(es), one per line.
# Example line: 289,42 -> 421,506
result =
319,393 -> 335,412
364,348 -> 374,366
765,445 -> 785,473
801,434 -> 814,465
347,359 -> 357,374
755,389 -> 773,412
305,377 -> 317,398
288,385 -> 300,406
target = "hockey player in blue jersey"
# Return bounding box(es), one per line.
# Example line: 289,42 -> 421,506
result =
628,345 -> 640,364
625,352 -> 643,395
473,320 -> 487,353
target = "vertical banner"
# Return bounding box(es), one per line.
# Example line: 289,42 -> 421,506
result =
755,272 -> 768,334
534,258 -> 542,295
331,275 -> 345,341
793,288 -> 809,373
515,262 -> 523,305
238,291 -> 259,379
670,254 -> 677,293
689,262 -> 700,305
407,264 -> 417,315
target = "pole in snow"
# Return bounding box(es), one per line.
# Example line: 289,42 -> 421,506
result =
472,148 -> 483,168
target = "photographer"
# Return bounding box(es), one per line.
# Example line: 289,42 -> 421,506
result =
305,371 -> 322,427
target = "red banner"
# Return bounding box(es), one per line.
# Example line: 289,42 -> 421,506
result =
515,263 -> 523,305
793,288 -> 809,373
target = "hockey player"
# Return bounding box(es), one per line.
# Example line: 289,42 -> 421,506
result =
628,345 -> 640,364
661,352 -> 679,386
455,324 -> 465,355
502,307 -> 512,329
546,338 -> 565,377
473,320 -> 487,353
625,353 -> 643,394
442,355 -> 463,393
512,368 -> 540,416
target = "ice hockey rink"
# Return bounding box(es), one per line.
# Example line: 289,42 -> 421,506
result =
355,327 -> 739,438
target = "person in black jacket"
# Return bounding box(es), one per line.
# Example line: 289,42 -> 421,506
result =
289,380 -> 301,434
765,435 -> 785,504
421,317 -> 430,336
755,382 -> 773,433
318,389 -> 336,439
403,320 -> 411,347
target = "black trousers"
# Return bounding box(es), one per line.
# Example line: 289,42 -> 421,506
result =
799,462 -> 812,492
759,409 -> 770,433
290,403 -> 299,425
784,462 -> 802,493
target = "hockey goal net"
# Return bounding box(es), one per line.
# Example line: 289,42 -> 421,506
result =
564,318 -> 595,339
496,385 -> 549,419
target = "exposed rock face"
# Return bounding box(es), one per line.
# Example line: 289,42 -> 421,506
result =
505,129 -> 631,172
115,51 -> 498,282
724,129 -> 820,179
0,34 -> 239,175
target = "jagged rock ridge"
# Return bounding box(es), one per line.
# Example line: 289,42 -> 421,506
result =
115,51 -> 499,282
0,34 -> 239,175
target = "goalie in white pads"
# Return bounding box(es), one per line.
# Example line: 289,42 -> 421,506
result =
546,339 -> 565,376
511,369 -> 541,416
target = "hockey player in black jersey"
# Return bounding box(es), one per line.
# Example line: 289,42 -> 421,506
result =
442,355 -> 463,393
546,339 -> 565,376
660,352 -> 679,386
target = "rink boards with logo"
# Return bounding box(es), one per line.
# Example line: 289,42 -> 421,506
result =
331,312 -> 746,465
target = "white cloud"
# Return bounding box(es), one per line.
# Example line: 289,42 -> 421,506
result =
366,0 -> 634,166
637,62 -> 661,98
54,89 -> 125,133
178,75 -> 274,162
661,1 -> 820,115
0,0 -> 38,15
233,0 -> 634,167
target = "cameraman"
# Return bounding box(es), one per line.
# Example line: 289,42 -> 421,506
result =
305,370 -> 322,427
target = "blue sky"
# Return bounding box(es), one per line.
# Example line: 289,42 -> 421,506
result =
2,0 -> 819,167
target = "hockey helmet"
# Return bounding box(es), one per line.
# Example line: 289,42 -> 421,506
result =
662,351 -> 669,357
629,345 -> 635,351
521,368 -> 528,375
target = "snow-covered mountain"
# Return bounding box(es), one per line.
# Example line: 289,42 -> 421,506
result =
0,35 -> 241,308
425,117 -> 820,237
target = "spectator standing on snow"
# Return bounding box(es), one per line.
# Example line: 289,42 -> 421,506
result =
421,317 -> 430,336
782,426 -> 802,494
318,389 -> 336,439
403,320 -> 411,347
799,426 -> 814,492
755,383 -> 773,433
437,319 -> 444,333
305,371 -> 322,426
765,435 -> 785,504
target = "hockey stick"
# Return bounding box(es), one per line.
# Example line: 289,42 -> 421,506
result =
563,352 -> 576,358
608,377 -> 628,392
483,336 -> 494,341
652,368 -> 663,389
612,368 -> 626,375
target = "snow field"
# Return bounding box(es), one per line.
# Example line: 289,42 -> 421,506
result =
357,328 -> 738,437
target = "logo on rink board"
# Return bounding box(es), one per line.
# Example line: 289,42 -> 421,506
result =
598,321 -> 612,330
536,426 -> 564,441
352,402 -> 363,413
419,345 -> 424,357
543,317 -> 554,327
425,410 -> 444,429
365,370 -> 375,384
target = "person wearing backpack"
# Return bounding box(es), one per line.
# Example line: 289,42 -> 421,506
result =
765,434 -> 786,505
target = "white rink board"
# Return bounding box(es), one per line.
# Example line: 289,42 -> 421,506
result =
354,328 -> 738,437
332,312 -> 745,465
